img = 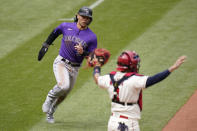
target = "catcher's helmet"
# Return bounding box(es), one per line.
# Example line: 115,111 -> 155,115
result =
117,51 -> 140,72
74,7 -> 93,24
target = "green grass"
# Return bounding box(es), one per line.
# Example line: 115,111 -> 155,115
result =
0,0 -> 197,130
123,0 -> 197,130
0,0 -> 87,58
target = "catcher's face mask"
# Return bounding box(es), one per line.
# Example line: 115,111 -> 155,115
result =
117,51 -> 140,72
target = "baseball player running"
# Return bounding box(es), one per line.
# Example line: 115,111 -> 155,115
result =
38,7 -> 97,123
92,50 -> 186,131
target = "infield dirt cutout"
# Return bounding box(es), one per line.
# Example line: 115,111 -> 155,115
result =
162,90 -> 197,131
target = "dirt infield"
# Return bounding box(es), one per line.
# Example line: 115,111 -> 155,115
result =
162,90 -> 197,131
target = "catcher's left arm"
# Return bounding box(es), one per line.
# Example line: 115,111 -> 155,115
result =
89,48 -> 110,84
92,59 -> 102,84
87,48 -> 110,67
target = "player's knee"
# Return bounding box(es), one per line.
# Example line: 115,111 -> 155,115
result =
57,82 -> 70,91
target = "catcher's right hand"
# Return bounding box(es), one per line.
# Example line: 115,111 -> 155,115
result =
38,43 -> 49,61
87,48 -> 110,67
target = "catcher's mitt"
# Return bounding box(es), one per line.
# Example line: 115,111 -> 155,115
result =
87,48 -> 110,67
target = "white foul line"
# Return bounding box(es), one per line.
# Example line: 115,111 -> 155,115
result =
58,0 -> 104,21
58,18 -> 74,21
89,0 -> 104,9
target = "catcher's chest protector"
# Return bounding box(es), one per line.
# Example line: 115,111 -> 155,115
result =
109,71 -> 143,111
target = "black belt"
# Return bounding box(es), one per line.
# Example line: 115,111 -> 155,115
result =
61,58 -> 80,67
112,100 -> 136,106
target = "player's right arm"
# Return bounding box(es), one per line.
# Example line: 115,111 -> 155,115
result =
38,25 -> 62,61
44,29 -> 62,45
145,56 -> 186,88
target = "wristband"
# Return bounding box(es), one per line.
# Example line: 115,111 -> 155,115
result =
93,66 -> 101,75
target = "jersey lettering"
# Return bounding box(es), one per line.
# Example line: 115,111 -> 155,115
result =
64,35 -> 86,46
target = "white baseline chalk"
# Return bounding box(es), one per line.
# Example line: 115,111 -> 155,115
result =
58,0 -> 104,21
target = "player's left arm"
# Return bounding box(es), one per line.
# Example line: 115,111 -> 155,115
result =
91,48 -> 110,85
74,43 -> 94,56
93,66 -> 109,89
75,36 -> 97,56
93,65 -> 101,85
